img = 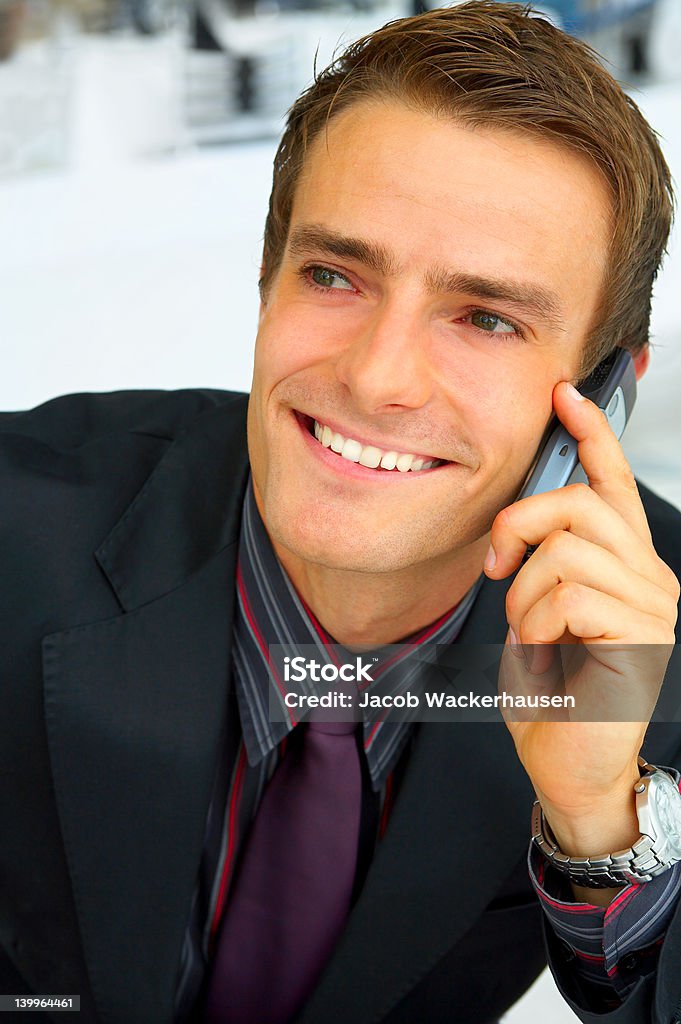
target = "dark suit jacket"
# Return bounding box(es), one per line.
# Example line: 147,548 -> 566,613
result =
2,389 -> 681,1024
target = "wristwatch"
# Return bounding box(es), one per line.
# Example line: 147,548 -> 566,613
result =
531,757 -> 681,888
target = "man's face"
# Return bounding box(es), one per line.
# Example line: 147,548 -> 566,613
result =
247,99 -> 612,577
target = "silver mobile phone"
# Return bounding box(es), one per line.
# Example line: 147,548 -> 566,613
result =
517,347 -> 637,500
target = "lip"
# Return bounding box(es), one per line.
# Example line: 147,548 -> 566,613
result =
293,411 -> 454,481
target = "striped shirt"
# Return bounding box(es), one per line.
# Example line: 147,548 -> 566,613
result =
174,472 -> 680,1019
232,475 -> 483,789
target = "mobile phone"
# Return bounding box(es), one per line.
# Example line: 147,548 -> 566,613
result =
517,347 -> 637,500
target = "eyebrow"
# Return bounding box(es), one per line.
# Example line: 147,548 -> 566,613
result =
289,225 -> 398,278
287,224 -> 566,332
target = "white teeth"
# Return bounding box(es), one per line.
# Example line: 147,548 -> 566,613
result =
341,438 -> 362,463
330,432 -> 344,453
310,419 -> 442,473
379,451 -> 398,470
358,445 -> 382,469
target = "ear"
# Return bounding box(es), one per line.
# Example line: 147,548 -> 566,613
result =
632,346 -> 650,382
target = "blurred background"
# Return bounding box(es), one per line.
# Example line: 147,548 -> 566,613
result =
1,2 -> 680,1017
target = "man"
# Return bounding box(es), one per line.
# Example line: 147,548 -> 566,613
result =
1,2 -> 680,1023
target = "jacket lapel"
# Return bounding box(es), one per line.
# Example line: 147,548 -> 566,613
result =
42,397 -> 251,1024
299,575 -> 534,1024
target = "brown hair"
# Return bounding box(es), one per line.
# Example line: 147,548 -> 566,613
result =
259,0 -> 674,378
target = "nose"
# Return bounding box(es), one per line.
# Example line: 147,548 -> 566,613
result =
333,297 -> 433,415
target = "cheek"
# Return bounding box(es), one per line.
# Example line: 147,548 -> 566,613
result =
505,396 -> 557,481
252,325 -> 296,388
255,303 -> 330,383
458,373 -> 553,472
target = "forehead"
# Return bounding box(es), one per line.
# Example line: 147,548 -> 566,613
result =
294,97 -> 612,234
289,99 -> 612,332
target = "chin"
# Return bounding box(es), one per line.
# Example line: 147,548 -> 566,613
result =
264,501 -> 367,568
264,499 -> 439,576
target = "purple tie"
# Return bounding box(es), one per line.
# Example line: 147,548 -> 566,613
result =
203,716 -> 362,1024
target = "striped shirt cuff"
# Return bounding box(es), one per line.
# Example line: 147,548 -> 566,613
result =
529,837 -> 681,1003
529,766 -> 681,1002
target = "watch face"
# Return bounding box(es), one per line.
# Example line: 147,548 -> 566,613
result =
650,773 -> 681,860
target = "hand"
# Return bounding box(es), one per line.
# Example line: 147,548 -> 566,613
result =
484,381 -> 679,862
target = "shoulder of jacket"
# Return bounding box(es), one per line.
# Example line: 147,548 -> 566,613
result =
638,480 -> 681,578
637,480 -> 681,534
0,388 -> 248,450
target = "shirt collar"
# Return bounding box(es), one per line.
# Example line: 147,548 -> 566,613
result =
232,474 -> 482,788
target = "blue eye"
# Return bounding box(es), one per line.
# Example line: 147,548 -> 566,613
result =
308,266 -> 354,291
470,310 -> 518,335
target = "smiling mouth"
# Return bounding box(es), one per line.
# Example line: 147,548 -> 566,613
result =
298,413 -> 450,473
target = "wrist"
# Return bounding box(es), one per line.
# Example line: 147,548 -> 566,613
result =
538,761 -> 641,858
532,758 -> 681,901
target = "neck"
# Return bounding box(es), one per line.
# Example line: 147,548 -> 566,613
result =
270,534 -> 490,648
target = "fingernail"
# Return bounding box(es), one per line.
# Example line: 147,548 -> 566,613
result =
484,544 -> 497,572
508,627 -> 524,658
565,382 -> 585,402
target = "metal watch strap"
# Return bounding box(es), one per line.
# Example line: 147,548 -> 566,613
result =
531,757 -> 673,888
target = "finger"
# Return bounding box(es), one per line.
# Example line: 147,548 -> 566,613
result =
499,638 -> 568,722
507,627 -> 559,675
486,483 -> 674,589
517,582 -> 674,645
552,381 -> 651,541
504,531 -> 679,643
